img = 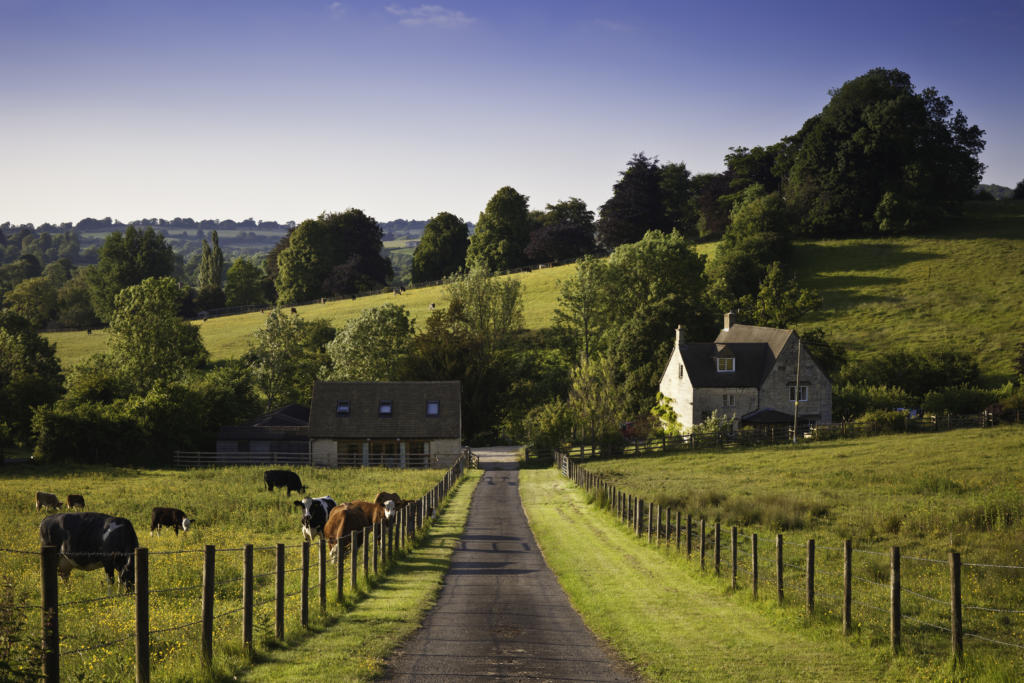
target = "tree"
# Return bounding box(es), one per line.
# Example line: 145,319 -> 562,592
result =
275,210 -> 391,303
323,304 -> 415,381
87,226 -> 176,322
466,186 -> 532,271
411,212 -> 469,283
198,230 -> 225,292
553,255 -> 607,362
245,308 -> 333,410
1014,180 -> 1024,200
0,312 -> 64,448
568,355 -> 627,452
745,261 -> 822,328
783,68 -> 986,235
55,270 -> 100,329
107,277 -> 208,393
224,258 -> 267,307
443,266 -> 524,354
524,198 -> 595,263
689,172 -> 732,239
660,162 -> 699,238
3,276 -> 58,328
596,153 -> 669,250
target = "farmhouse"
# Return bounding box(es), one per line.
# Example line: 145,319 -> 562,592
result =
309,381 -> 462,468
659,313 -> 832,432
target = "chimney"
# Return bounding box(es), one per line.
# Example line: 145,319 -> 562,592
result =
723,311 -> 734,331
675,325 -> 684,347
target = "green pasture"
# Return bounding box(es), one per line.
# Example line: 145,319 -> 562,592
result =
0,464 -> 458,681
578,425 -> 1024,676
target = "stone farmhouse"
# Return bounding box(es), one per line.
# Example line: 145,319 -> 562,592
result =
659,313 -> 832,432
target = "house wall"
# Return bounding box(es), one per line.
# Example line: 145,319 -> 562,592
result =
759,337 -> 833,424
693,387 -> 759,430
311,438 -> 338,467
431,438 -> 463,468
658,347 -> 695,430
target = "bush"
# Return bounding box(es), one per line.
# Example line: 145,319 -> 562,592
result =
853,409 -> 908,434
833,383 -> 914,421
922,384 -> 998,415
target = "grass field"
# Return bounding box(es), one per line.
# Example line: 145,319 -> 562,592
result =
0,463 -> 460,681
577,425 -> 1024,676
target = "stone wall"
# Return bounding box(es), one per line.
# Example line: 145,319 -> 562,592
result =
758,336 -> 832,424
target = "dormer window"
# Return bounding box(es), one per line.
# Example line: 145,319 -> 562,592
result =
336,401 -> 350,416
717,357 -> 735,372
426,400 -> 440,417
378,400 -> 393,417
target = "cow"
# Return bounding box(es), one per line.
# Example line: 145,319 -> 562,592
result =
35,492 -> 61,511
263,470 -> 305,496
39,513 -> 139,592
66,494 -> 85,510
293,496 -> 336,543
323,504 -> 371,563
150,507 -> 192,536
373,491 -> 406,511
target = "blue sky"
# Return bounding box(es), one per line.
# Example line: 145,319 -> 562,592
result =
1,0 -> 1021,225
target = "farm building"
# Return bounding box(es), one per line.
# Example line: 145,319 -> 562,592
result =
215,404 -> 309,454
309,381 -> 462,468
659,312 -> 832,432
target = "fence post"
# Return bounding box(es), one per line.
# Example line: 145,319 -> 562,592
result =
351,530 -> 359,592
891,546 -> 901,653
135,547 -> 150,683
300,542 -> 309,628
675,510 -> 681,551
731,527 -> 738,590
388,517 -> 395,561
950,551 -> 963,662
843,539 -> 852,635
373,521 -> 380,575
336,540 -> 344,604
40,545 -> 59,683
201,544 -> 215,667
318,538 -> 326,614
686,515 -> 692,558
363,525 -> 370,580
806,539 -> 815,615
647,502 -> 654,543
752,533 -> 759,600
656,505 -> 662,544
243,545 -> 253,653
776,534 -> 784,604
275,544 -> 285,640
699,518 -> 706,571
714,522 -> 721,576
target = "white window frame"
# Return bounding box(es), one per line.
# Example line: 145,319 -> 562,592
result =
789,385 -> 808,402
717,357 -> 735,373
426,400 -> 440,417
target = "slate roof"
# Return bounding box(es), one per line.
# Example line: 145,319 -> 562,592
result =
309,381 -> 461,440
679,342 -> 773,388
218,404 -> 309,441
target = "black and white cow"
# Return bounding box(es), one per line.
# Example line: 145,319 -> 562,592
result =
263,469 -> 305,496
293,496 -> 336,543
151,507 -> 192,536
39,512 -> 139,592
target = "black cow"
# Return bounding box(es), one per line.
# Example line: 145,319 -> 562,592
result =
294,496 -> 336,543
264,469 -> 305,495
151,507 -> 192,536
39,512 -> 139,592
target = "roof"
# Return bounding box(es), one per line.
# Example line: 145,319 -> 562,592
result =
716,323 -> 794,361
249,404 -> 309,428
741,407 -> 820,424
217,404 -> 309,441
309,381 -> 461,440
679,342 -> 773,388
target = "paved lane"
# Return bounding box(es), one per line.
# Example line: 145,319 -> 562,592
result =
384,448 -> 635,682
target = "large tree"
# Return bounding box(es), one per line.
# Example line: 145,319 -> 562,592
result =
782,68 -> 986,235
87,225 -> 176,322
245,308 -> 333,410
466,186 -> 532,272
411,212 -> 469,283
323,304 -> 415,381
596,153 -> 670,250
524,198 -> 595,263
224,257 -> 267,307
0,312 -> 64,448
275,210 -> 392,304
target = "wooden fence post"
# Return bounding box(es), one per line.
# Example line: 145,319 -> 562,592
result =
950,551 -> 963,662
388,517 -> 395,561
202,544 -> 215,667
647,502 -> 654,543
806,539 -> 815,615
363,526 -> 370,580
843,539 -> 851,635
714,522 -> 721,577
135,547 -> 150,683
656,505 -> 662,544
336,540 -> 344,604
699,519 -> 706,571
275,544 -> 285,640
752,533 -> 759,600
731,527 -> 737,590
40,545 -> 59,683
891,546 -> 901,653
373,521 -> 380,575
318,538 -> 326,614
243,544 -> 253,653
300,542 -> 309,628
351,530 -> 359,592
686,515 -> 692,558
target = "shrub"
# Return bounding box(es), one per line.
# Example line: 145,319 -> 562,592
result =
921,384 -> 998,415
833,383 -> 915,421
853,409 -> 908,434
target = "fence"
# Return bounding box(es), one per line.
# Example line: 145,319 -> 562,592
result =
11,453 -> 471,682
556,454 -> 1024,667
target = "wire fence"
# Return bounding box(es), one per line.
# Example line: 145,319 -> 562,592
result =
559,454 -> 1024,668
4,452 -> 471,681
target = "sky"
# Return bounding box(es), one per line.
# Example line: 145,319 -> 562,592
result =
1,0 -> 1022,226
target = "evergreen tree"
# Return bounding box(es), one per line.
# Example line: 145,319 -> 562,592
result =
596,153 -> 669,250
411,212 -> 469,283
466,187 -> 532,271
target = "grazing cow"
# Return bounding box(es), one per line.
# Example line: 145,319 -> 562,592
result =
150,507 -> 192,536
66,494 -> 85,510
373,491 -> 405,510
323,504 -> 371,563
39,513 -> 139,592
348,499 -> 395,526
35,492 -> 61,511
263,469 -> 305,496
293,496 -> 336,543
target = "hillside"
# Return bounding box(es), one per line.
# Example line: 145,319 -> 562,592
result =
43,202 -> 1023,379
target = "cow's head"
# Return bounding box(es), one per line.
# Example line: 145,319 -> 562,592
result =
295,498 -> 314,526
382,499 -> 396,521
181,517 -> 192,532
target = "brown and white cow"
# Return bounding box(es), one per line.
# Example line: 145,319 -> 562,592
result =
150,507 -> 192,536
373,491 -> 405,511
323,504 -> 371,564
35,492 -> 61,510
66,494 -> 85,510
39,512 -> 139,592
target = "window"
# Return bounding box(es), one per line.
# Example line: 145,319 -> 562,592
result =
722,394 -> 735,407
717,357 -> 735,372
426,400 -> 440,417
789,385 -> 808,402
378,400 -> 393,416
678,362 -> 685,379
336,401 -> 350,416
